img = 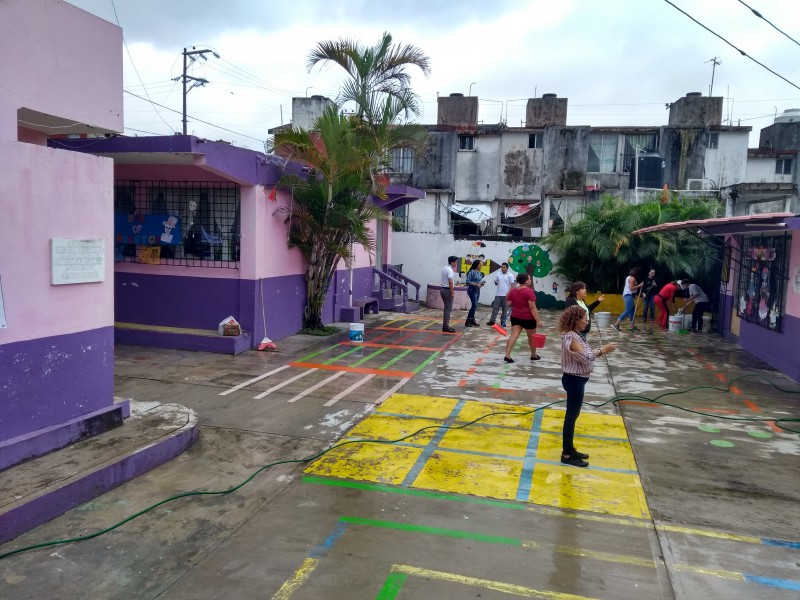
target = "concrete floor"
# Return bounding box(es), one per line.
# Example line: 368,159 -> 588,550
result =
1,309 -> 799,599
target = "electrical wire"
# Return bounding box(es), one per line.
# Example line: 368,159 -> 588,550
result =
0,373 -> 797,561
661,0 -> 800,92
736,0 -> 800,48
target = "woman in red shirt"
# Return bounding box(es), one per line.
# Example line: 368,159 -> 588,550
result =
503,273 -> 542,363
654,280 -> 680,329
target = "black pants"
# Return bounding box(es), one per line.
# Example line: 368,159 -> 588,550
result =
561,373 -> 588,454
692,302 -> 711,331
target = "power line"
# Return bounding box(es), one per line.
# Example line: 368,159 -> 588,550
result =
123,89 -> 265,143
736,0 -> 800,48
661,0 -> 800,92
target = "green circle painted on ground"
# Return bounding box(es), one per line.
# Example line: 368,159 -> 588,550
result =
698,425 -> 720,433
709,439 -> 735,448
747,430 -> 773,439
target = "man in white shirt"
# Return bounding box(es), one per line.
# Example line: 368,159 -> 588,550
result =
440,256 -> 458,332
487,262 -> 515,328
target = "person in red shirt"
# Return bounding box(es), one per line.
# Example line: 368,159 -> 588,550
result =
654,280 -> 680,329
503,273 -> 542,363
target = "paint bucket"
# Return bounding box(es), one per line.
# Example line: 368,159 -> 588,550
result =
533,333 -> 547,348
668,315 -> 682,332
349,322 -> 364,343
595,312 -> 611,328
702,314 -> 712,333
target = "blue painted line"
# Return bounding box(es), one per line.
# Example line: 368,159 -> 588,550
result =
515,407 -> 544,501
743,574 -> 800,591
761,538 -> 800,549
538,430 -> 629,443
401,399 -> 466,486
308,521 -> 348,559
535,458 -> 638,475
385,439 -> 529,462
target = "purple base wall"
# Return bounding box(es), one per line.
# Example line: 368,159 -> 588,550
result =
721,294 -> 800,382
0,327 -> 115,443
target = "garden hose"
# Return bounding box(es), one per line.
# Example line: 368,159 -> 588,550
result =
1,373 -> 798,561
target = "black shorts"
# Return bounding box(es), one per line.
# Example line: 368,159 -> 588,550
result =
510,316 -> 537,330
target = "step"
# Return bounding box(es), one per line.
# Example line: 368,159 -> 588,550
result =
115,322 -> 250,355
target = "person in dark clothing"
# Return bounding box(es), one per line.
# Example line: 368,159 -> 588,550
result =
639,269 -> 659,323
563,281 -> 605,339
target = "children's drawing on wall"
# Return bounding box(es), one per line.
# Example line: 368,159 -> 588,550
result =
737,242 -> 784,330
507,243 -> 563,309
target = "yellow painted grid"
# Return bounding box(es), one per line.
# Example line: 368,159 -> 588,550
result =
306,393 -> 650,518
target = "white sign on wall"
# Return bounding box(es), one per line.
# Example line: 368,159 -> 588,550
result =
51,238 -> 105,285
0,275 -> 6,328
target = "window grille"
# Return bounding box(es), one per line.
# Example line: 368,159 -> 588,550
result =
735,234 -> 789,332
390,148 -> 415,174
113,181 -> 241,268
458,135 -> 475,151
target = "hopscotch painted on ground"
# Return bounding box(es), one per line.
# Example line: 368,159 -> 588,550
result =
218,316 -> 458,405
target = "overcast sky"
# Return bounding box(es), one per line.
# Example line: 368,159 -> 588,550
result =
66,0 -> 800,149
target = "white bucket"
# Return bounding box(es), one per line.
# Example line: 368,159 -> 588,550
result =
702,314 -> 712,333
668,315 -> 682,332
349,322 -> 364,343
595,312 -> 611,328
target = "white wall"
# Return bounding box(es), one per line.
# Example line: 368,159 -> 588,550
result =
455,136 -> 502,202
745,156 -> 794,184
392,232 -> 569,304
703,131 -> 748,188
405,193 -> 452,234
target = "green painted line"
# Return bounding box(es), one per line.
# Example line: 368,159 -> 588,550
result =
303,475 -> 528,511
353,347 -> 389,366
298,343 -> 341,362
375,572 -> 406,600
412,351 -> 440,374
340,516 -> 521,546
380,349 -> 413,370
323,346 -> 363,365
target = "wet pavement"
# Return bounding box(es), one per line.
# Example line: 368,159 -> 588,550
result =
1,308 -> 799,599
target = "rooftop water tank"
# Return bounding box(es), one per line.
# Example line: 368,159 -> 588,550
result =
775,108 -> 800,123
629,151 -> 665,190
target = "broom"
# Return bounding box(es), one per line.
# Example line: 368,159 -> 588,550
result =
257,278 -> 277,351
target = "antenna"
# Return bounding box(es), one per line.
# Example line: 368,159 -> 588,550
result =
706,57 -> 721,96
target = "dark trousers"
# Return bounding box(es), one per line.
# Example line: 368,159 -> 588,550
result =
440,288 -> 454,328
641,296 -> 656,321
692,302 -> 711,331
466,287 -> 479,322
561,373 -> 588,454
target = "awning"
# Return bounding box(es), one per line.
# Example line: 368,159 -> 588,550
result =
632,213 -> 797,236
504,202 -> 540,218
449,202 -> 493,224
372,184 -> 426,212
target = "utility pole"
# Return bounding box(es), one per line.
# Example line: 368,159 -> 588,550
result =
706,57 -> 721,97
175,47 -> 219,135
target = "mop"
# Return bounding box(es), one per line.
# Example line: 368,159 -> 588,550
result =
676,295 -> 690,334
257,278 -> 277,351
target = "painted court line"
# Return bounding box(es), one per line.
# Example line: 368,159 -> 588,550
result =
290,362 -> 414,378
374,377 -> 411,405
325,374 -> 375,406
254,368 -> 318,399
218,364 -> 290,396
287,371 -> 346,403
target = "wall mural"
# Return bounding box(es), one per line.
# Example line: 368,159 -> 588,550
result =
736,235 -> 788,331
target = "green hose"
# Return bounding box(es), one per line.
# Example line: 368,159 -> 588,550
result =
1,373 -> 797,561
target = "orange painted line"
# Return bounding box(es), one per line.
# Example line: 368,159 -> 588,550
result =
289,362 -> 413,378
479,387 -> 515,393
458,379 -> 467,387
730,385 -> 742,395
695,407 -> 739,414
704,364 -> 715,371
340,342 -> 443,352
482,348 -> 492,354
466,367 -> 477,375
475,357 -> 484,365
375,326 -> 441,332
743,400 -> 760,412
715,373 -> 727,382
618,400 -> 658,408
765,420 -> 783,434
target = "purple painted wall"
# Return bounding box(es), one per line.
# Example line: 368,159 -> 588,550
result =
738,314 -> 800,382
0,328 -> 114,442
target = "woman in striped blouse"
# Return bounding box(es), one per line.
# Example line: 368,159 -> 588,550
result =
559,305 -> 618,467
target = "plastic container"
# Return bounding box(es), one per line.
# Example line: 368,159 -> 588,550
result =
349,322 -> 364,343
595,312 -> 611,328
533,333 -> 547,348
702,314 -> 712,333
668,315 -> 682,332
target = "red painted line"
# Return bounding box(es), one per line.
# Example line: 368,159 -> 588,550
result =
715,373 -> 727,382
340,342 -> 443,352
369,330 -> 397,343
479,387 -> 515,393
743,400 -> 761,413
458,379 -> 467,387
375,326 -> 442,332
618,400 -> 658,408
704,364 -> 716,371
466,367 -> 477,375
765,420 -> 783,434
475,357 -> 484,365
695,407 -> 739,414
289,362 -> 413,378
729,385 -> 742,395
482,348 -> 491,354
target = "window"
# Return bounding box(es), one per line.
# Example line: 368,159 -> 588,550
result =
392,204 -> 408,231
707,133 -> 719,149
390,147 -> 415,174
622,133 -> 658,173
458,134 -> 475,151
113,181 -> 241,267
528,133 -> 543,149
587,133 -> 618,173
735,234 -> 789,331
776,158 -> 793,175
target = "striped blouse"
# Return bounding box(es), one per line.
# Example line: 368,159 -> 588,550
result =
561,331 -> 598,378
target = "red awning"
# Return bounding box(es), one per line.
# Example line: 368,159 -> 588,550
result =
632,212 -> 796,236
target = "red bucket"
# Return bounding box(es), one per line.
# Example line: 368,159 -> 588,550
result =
533,333 -> 547,348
